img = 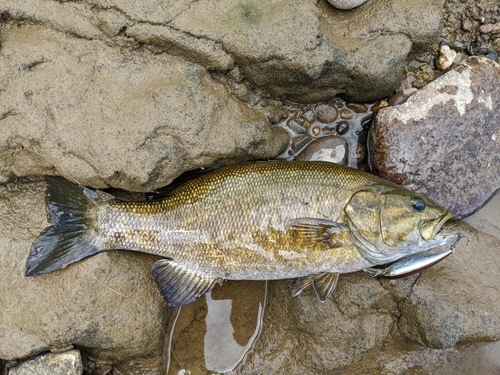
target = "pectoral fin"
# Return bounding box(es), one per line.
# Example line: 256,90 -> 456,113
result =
292,276 -> 313,297
286,218 -> 348,247
152,259 -> 222,307
292,272 -> 340,302
312,272 -> 340,302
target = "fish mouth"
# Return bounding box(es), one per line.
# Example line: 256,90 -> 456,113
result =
420,211 -> 453,241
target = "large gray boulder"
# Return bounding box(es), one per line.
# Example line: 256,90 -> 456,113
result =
0,25 -> 286,192
370,57 -> 500,218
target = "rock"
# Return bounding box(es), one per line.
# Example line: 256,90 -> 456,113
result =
465,189 -> 500,239
233,274 -> 398,374
161,0 -> 441,102
1,0 -> 442,104
296,136 -> 348,165
0,178 -> 170,372
9,350 -> 83,375
387,88 -> 418,106
326,0 -> 369,10
315,104 -> 339,123
479,22 -> 500,34
370,57 -> 500,217
437,44 -> 457,70
0,25 -> 287,192
398,222 -> 500,349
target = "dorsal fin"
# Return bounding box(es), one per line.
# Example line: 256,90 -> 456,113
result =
152,259 -> 222,307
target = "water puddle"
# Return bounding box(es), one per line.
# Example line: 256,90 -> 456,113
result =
166,280 -> 267,374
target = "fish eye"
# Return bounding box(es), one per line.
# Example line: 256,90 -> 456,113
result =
410,198 -> 426,212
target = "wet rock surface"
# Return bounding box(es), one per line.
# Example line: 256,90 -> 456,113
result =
0,25 -> 286,192
399,222 -> 500,349
370,56 -> 500,217
0,178 -> 169,372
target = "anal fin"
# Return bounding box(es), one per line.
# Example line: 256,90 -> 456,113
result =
152,259 -> 222,307
292,272 -> 340,302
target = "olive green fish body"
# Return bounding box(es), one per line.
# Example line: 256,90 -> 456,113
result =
95,162 -> 380,279
27,161 -> 457,306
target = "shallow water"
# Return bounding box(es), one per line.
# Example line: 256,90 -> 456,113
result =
166,281 -> 267,374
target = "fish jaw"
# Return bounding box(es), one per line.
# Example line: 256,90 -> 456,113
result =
420,211 -> 453,241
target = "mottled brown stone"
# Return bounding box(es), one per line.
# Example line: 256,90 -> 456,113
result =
370,57 -> 500,218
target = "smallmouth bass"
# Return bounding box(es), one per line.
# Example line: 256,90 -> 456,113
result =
26,161 -> 457,306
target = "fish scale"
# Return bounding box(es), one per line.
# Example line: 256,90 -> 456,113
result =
96,162 -> 372,278
26,160 -> 457,306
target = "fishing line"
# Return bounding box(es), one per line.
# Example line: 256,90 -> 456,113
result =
165,306 -> 182,374
90,272 -> 167,338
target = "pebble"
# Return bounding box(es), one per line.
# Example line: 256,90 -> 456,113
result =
314,104 -> 338,123
312,126 -> 320,136
332,99 -> 344,109
339,108 -> 354,119
287,118 -> 308,134
346,103 -> 368,113
336,121 -> 349,135
355,144 -> 366,162
372,99 -> 389,112
8,350 -> 83,375
414,64 -> 437,82
326,0 -> 369,10
437,44 -> 457,70
291,135 -> 312,153
296,136 -> 348,165
303,110 -> 315,123
479,22 -> 500,34
387,88 -> 418,106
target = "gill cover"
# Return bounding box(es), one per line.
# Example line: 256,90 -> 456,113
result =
344,185 -> 452,264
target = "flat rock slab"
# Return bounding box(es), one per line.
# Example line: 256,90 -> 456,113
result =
370,57 -> 500,218
0,25 -> 286,192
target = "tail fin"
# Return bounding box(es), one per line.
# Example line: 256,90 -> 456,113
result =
26,177 -> 103,276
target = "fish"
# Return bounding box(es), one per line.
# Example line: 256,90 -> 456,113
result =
26,160 -> 458,307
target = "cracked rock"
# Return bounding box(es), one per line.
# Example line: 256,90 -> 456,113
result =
2,0 -> 442,104
0,25 -> 287,191
370,57 -> 500,218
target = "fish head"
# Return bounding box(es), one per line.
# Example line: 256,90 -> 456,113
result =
344,185 -> 454,264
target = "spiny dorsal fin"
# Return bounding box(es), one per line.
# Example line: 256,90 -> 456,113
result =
292,272 -> 340,302
152,259 -> 221,307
